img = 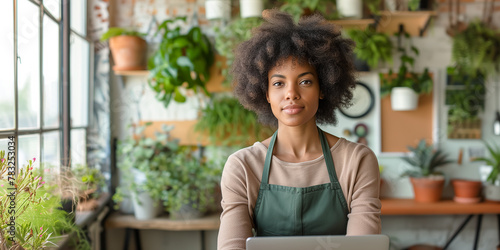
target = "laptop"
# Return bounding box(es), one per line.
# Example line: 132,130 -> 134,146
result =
246,235 -> 390,250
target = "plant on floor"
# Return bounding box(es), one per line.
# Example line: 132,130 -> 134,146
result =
214,17 -> 263,86
473,141 -> 500,185
346,25 -> 393,69
195,96 -> 274,146
380,31 -> 433,97
0,151 -> 90,250
400,139 -> 453,178
148,16 -> 215,107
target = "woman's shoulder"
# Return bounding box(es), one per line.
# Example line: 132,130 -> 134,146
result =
326,133 -> 376,158
225,142 -> 267,169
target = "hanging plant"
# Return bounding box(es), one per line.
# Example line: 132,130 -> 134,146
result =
346,25 -> 393,69
148,17 -> 215,107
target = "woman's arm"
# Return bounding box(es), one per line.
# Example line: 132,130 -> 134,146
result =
217,155 -> 254,250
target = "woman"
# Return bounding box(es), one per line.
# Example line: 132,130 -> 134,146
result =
217,9 -> 381,250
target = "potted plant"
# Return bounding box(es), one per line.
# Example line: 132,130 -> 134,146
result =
277,0 -> 338,22
400,139 -> 453,203
345,25 -> 393,71
473,141 -> 500,202
336,0 -> 363,19
239,0 -> 264,18
205,0 -> 231,20
380,30 -> 433,111
0,152 -> 90,249
100,27 -> 147,71
70,164 -> 107,211
113,123 -> 180,220
214,17 -> 263,87
162,148 -> 224,219
148,17 -> 215,108
195,96 -> 274,146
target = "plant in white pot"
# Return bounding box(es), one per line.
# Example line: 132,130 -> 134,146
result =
380,30 -> 432,111
205,0 -> 231,20
401,139 -> 453,203
473,141 -> 500,202
113,123 -> 180,220
239,0 -> 264,18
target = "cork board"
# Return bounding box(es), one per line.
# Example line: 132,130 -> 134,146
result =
381,93 -> 434,153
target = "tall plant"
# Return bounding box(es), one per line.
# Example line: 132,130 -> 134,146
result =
401,139 -> 453,178
148,17 -> 214,107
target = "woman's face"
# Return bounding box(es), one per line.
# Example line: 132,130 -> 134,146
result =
266,57 -> 322,128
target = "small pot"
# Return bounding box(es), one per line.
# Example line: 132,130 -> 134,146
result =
131,191 -> 162,220
205,0 -> 231,20
410,177 -> 445,203
452,179 -> 482,203
239,0 -> 263,18
391,87 -> 419,111
109,35 -> 147,71
484,185 -> 500,202
336,0 -> 363,19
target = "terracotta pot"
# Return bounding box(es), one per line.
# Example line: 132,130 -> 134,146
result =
109,35 -> 147,71
452,179 -> 482,198
410,177 -> 445,203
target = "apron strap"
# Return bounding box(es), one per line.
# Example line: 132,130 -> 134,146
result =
260,130 -> 278,187
318,127 -> 339,185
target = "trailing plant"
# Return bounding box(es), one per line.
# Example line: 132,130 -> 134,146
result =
214,17 -> 263,86
148,16 -> 215,107
113,123 -> 179,208
380,31 -> 432,97
473,141 -> 500,185
161,147 -> 223,217
400,139 -> 453,178
0,151 -> 90,250
100,27 -> 146,41
452,20 -> 500,78
71,164 -> 107,199
346,25 -> 393,69
195,96 -> 274,146
445,67 -> 485,124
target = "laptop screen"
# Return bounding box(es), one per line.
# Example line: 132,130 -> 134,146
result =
246,235 -> 390,250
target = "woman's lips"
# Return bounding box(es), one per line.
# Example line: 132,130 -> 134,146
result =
282,104 -> 304,115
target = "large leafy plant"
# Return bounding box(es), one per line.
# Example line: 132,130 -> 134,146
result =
148,17 -> 214,107
346,26 -> 393,69
380,31 -> 433,97
214,17 -> 263,86
473,141 -> 500,185
400,139 -> 453,178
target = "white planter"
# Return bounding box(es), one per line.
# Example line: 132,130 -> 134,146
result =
205,0 -> 231,20
131,191 -> 162,220
390,87 -> 419,111
384,0 -> 397,11
336,0 -> 363,19
484,185 -> 500,202
479,165 -> 500,185
239,0 -> 263,18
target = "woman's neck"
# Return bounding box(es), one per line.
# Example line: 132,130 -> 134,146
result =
273,121 -> 324,163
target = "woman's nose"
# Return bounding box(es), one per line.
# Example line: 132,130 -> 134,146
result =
285,84 -> 300,100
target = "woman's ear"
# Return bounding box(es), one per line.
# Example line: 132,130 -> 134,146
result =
319,92 -> 324,100
266,92 -> 270,103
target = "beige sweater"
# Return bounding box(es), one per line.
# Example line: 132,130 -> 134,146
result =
217,138 -> 381,250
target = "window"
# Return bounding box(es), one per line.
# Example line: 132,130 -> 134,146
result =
0,0 -> 91,171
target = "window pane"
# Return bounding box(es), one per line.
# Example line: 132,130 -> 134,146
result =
70,33 -> 89,127
43,16 -> 60,129
0,139 -> 9,153
70,0 -> 86,36
18,134 -> 40,169
71,129 -> 86,167
42,131 -> 60,169
0,1 -> 15,130
44,0 -> 60,20
18,0 -> 41,130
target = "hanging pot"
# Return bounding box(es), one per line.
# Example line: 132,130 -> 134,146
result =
109,35 -> 147,71
239,0 -> 263,18
205,0 -> 231,20
336,0 -> 363,19
451,179 -> 482,203
410,176 -> 445,203
390,87 -> 419,111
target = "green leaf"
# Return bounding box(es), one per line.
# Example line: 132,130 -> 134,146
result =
173,88 -> 186,103
177,56 -> 194,70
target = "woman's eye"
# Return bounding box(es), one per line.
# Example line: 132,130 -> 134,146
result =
272,81 -> 283,86
300,80 -> 312,85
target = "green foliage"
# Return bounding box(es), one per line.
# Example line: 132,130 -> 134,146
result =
71,164 -> 106,197
214,17 -> 263,86
100,27 -> 146,41
0,151 -> 90,250
346,26 -> 393,69
452,20 -> 500,77
364,0 -> 382,14
380,31 -> 432,97
148,17 -> 215,108
408,0 -> 420,11
277,0 -> 338,22
473,141 -> 500,185
400,139 -> 453,178
113,123 -> 179,206
161,148 -> 223,217
445,67 -> 485,123
195,96 -> 274,146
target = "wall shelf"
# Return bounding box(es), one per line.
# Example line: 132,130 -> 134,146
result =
114,70 -> 148,76
330,19 -> 375,30
376,11 -> 437,36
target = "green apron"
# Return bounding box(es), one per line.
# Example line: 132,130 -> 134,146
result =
253,127 -> 349,236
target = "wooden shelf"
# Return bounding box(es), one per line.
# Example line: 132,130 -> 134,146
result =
376,11 -> 437,36
138,120 -> 210,146
105,212 -> 220,231
381,199 -> 500,215
114,70 -> 148,76
330,19 -> 375,30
